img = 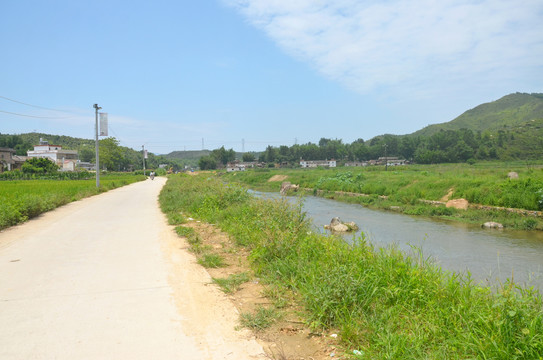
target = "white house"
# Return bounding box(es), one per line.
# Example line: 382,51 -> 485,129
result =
226,163 -> 245,172
27,139 -> 78,171
299,159 -> 337,168
345,161 -> 368,167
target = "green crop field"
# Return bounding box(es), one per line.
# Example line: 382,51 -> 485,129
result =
0,174 -> 145,230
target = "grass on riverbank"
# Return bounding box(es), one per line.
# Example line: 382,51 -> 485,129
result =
222,162 -> 543,230
0,174 -> 146,230
160,173 -> 543,359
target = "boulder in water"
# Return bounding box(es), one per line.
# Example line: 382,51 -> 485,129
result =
324,217 -> 359,232
482,221 -> 504,229
280,181 -> 299,195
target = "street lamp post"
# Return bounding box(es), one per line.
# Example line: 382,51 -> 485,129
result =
93,104 -> 102,187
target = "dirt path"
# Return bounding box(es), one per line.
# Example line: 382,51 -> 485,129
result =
0,177 -> 265,359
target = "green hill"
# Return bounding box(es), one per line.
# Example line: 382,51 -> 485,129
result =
18,132 -> 94,150
164,150 -> 211,160
412,93 -> 543,137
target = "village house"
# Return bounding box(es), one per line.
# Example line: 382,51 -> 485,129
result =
0,148 -> 28,172
76,161 -> 95,171
377,157 -> 407,166
227,163 -> 245,172
299,159 -> 337,168
27,139 -> 79,171
12,155 -> 29,170
0,147 -> 15,172
344,161 -> 368,167
226,161 -> 262,172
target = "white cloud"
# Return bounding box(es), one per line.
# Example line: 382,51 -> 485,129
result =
224,0 -> 543,97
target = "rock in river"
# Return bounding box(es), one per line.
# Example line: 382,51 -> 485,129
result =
482,221 -> 504,229
324,217 -> 359,232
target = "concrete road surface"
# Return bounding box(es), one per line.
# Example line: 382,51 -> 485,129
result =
0,177 -> 265,359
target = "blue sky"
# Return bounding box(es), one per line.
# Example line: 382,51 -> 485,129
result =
1,0 -> 542,154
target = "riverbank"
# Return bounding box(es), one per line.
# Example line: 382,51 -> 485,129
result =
222,163 -> 543,230
160,173 -> 543,359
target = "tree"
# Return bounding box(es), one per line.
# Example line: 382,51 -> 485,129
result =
260,145 -> 277,163
242,153 -> 255,162
351,142 -> 369,161
198,155 -> 217,170
211,146 -> 235,166
399,137 -> 418,160
22,157 -> 58,174
79,145 -> 94,162
453,140 -> 474,162
99,137 -> 123,171
0,134 -> 32,155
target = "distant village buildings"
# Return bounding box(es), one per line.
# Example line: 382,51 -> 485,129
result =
377,157 -> 407,166
299,159 -> 337,168
226,158 -> 405,170
344,158 -> 406,167
226,161 -> 263,172
344,161 -> 368,167
27,139 -> 79,171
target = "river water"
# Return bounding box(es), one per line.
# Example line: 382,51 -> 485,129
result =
254,191 -> 543,291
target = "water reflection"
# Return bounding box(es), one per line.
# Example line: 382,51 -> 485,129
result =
252,190 -> 543,291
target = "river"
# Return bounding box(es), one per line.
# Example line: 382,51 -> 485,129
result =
254,191 -> 543,292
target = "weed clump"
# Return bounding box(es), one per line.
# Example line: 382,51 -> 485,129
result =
212,272 -> 250,293
197,253 -> 226,268
240,306 -> 279,331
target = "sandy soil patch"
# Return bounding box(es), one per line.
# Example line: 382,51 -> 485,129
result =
440,188 -> 455,202
177,220 -> 339,360
268,175 -> 288,182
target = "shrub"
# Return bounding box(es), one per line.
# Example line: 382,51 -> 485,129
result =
197,253 -> 226,268
212,272 -> 250,293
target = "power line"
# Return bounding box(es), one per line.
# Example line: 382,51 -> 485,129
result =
0,95 -> 75,114
0,109 -> 73,119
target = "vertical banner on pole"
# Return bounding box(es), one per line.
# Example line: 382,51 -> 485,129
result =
144,150 -> 148,159
99,113 -> 108,136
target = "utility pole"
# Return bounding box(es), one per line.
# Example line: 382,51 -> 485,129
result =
93,104 -> 102,187
384,143 -> 388,172
142,145 -> 146,176
242,138 -> 245,153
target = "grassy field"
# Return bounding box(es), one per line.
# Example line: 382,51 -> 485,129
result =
0,174 -> 146,230
160,173 -> 543,359
222,162 -> 543,230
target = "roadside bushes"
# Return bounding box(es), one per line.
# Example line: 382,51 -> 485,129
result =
160,174 -> 543,359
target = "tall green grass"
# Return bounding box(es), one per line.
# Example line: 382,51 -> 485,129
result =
222,164 -> 543,229
160,174 -> 543,359
225,164 -> 543,210
0,174 -> 145,230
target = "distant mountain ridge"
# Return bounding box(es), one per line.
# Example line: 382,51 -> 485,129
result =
5,92 -> 543,165
411,93 -> 543,137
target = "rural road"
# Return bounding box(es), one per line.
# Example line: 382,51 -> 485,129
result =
0,177 -> 266,359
